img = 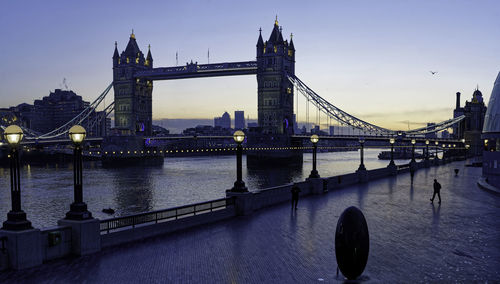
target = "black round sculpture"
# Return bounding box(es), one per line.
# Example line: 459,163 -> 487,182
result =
335,206 -> 369,280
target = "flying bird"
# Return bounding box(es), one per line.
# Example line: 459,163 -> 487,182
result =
430,71 -> 438,75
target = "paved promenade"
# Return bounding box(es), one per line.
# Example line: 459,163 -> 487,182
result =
1,160 -> 500,283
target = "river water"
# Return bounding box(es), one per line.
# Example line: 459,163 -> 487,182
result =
0,149 -> 416,228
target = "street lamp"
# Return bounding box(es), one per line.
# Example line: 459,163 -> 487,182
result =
435,141 -> 439,160
231,130 -> 248,192
2,125 -> 32,230
465,144 -> 470,159
65,125 -> 92,220
425,140 -> 430,160
309,134 -> 320,178
358,137 -> 366,171
389,138 -> 395,166
411,139 -> 416,163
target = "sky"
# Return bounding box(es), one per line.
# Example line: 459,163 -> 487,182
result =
1,0 -> 499,131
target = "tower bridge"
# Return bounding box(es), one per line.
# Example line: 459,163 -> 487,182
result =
5,18 -> 466,146
113,19 -> 296,137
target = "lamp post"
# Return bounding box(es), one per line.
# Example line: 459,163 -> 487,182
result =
435,141 -> 439,160
309,134 -> 320,178
411,139 -> 416,163
465,144 -> 470,159
231,130 -> 248,192
389,138 -> 395,166
65,125 -> 92,220
2,125 -> 32,230
425,140 -> 430,160
358,137 -> 366,171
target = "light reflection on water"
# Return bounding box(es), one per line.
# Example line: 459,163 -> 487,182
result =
0,149 -> 414,228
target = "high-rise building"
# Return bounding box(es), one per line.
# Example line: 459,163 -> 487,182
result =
27,89 -> 109,137
329,126 -> 335,136
234,111 -> 245,129
214,112 -> 231,129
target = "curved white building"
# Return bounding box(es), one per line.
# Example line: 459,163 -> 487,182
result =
482,72 -> 500,187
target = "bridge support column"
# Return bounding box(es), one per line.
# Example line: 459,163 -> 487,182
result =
0,229 -> 42,270
58,218 -> 101,256
226,191 -> 253,216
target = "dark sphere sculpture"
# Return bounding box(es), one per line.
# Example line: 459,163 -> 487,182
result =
335,206 -> 369,280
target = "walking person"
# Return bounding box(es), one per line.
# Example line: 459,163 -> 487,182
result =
430,179 -> 441,204
291,185 -> 301,209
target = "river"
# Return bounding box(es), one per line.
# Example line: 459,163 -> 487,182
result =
0,149 -> 417,228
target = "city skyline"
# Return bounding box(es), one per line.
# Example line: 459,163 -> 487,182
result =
1,0 -> 499,131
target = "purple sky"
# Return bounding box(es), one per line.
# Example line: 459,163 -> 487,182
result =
1,0 -> 499,130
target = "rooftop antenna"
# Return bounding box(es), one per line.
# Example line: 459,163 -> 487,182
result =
208,48 -> 210,64
176,51 -> 178,66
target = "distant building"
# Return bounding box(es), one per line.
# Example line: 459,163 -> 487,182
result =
425,123 -> 437,139
214,112 -> 231,129
25,89 -> 110,137
453,89 -> 487,156
441,130 -> 450,139
182,125 -> 232,136
234,111 -> 245,129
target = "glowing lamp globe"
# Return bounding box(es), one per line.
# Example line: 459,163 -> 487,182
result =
389,138 -> 395,144
435,141 -> 439,146
310,134 -> 319,144
4,125 -> 24,146
69,125 -> 86,145
425,140 -> 429,145
411,139 -> 416,145
233,130 -> 245,144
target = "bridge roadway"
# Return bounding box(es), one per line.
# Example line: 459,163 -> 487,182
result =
1,160 -> 499,282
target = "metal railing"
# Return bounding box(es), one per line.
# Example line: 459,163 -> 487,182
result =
100,197 -> 234,234
397,163 -> 411,170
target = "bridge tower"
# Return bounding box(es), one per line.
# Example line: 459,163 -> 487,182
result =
256,18 -> 295,135
112,31 -> 153,136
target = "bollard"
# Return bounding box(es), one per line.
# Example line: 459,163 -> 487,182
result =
335,206 -> 369,280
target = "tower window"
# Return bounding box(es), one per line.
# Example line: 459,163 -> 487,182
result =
288,50 -> 293,56
145,60 -> 150,66
126,57 -> 130,64
274,46 -> 277,53
136,57 -> 139,64
118,58 -> 121,64
287,88 -> 292,94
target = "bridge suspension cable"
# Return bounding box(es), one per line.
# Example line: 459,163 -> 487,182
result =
288,74 -> 465,136
288,75 -> 395,135
25,83 -> 114,140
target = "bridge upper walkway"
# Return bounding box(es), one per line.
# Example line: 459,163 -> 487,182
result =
1,160 -> 498,282
135,61 -> 257,80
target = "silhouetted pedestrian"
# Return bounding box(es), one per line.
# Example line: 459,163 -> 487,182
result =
430,179 -> 441,204
454,169 -> 459,176
291,185 -> 301,209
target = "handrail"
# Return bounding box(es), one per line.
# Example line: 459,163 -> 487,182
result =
100,197 -> 234,234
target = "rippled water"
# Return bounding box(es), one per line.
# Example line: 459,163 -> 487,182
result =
0,149 -> 415,227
